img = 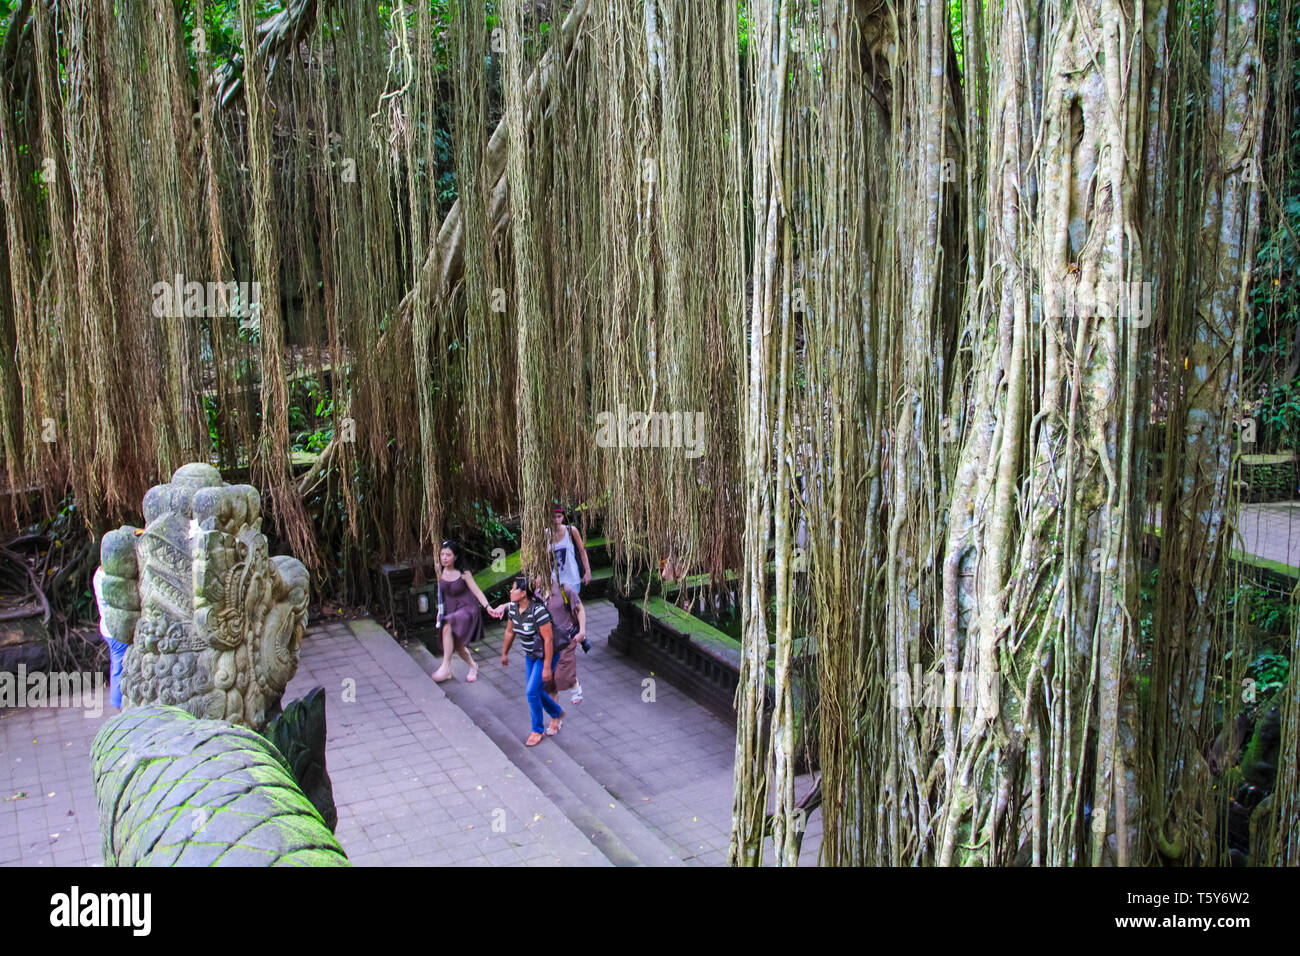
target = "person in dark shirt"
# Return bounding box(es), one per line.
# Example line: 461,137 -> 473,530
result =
501,575 -> 565,746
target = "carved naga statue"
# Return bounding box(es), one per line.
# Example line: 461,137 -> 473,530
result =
97,462 -> 309,732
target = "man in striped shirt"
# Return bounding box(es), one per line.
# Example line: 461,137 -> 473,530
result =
501,575 -> 564,746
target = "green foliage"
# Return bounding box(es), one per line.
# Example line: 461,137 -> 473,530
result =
288,377 -> 334,453
434,124 -> 458,206
375,0 -> 462,72
1226,579 -> 1294,637
1223,578 -> 1293,707
1137,564 -> 1159,648
1246,0 -> 1300,445
1257,376 -> 1300,441
203,392 -> 220,449
470,500 -> 515,550
1249,586 -> 1291,634
949,0 -> 963,70
237,317 -> 260,347
1250,646 -> 1290,698
1248,192 -> 1300,450
177,1 -> 462,76
180,0 -> 252,72
1134,567 -> 1290,715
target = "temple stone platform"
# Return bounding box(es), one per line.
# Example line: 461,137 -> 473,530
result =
2,601 -> 821,866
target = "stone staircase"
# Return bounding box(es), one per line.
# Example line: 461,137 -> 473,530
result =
403,598 -> 822,867
405,639 -> 685,866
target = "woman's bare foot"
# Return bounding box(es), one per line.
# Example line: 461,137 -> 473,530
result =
466,663 -> 479,683
431,667 -> 452,682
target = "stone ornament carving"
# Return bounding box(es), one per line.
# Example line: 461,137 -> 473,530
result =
98,463 -> 309,731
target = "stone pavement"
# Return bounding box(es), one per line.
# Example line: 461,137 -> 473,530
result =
3,601 -> 823,867
2,618 -> 608,866
1235,502 -> 1300,572
0,700 -> 109,866
415,598 -> 823,866
279,618 -> 606,866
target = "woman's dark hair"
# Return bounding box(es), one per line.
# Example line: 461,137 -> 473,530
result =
440,540 -> 467,572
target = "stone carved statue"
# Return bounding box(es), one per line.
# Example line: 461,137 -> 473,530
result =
92,464 -> 341,863
97,462 -> 309,732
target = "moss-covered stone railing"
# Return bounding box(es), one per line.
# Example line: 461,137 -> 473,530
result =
609,588 -> 813,767
91,706 -> 348,867
1239,452 -> 1298,504
609,593 -> 756,710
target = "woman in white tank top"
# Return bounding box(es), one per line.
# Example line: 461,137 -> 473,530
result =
550,507 -> 591,595
550,507 -> 591,704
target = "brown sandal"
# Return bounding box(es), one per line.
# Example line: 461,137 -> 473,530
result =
525,732 -> 544,746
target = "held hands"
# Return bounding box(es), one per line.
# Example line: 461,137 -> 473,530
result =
486,603 -> 506,620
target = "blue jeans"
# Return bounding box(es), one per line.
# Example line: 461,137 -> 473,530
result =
524,653 -> 564,734
107,637 -> 129,709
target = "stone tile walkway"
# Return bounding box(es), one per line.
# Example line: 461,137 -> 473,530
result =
425,599 -> 823,866
2,619 -> 607,867
280,618 -> 606,866
1234,502 -> 1300,573
1148,502 -> 1300,575
0,703 -> 109,866
3,601 -> 823,867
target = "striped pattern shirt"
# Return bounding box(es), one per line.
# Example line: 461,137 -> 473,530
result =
507,598 -> 553,659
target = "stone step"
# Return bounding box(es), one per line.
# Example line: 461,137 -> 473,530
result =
404,640 -> 685,866
293,619 -> 611,867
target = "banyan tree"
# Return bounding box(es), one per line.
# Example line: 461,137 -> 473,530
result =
0,0 -> 1295,865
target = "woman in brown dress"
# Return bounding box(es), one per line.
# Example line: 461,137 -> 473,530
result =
431,540 -> 502,683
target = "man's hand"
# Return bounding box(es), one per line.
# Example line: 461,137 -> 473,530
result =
500,652 -> 509,666
542,666 -> 552,683
576,630 -> 586,643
